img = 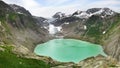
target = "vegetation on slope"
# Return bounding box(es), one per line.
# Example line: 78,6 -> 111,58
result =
84,14 -> 120,44
0,45 -> 50,68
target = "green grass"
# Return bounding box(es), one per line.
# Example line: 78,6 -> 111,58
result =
84,14 -> 120,44
0,45 -> 50,68
8,13 -> 17,21
84,16 -> 103,44
102,15 -> 120,40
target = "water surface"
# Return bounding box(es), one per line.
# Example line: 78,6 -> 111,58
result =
34,39 -> 106,63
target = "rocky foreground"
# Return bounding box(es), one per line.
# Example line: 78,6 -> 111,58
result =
23,52 -> 120,68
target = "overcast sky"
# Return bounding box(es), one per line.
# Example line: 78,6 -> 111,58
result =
4,0 -> 120,18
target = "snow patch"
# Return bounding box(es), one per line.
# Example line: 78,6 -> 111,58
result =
47,18 -> 56,23
49,24 -> 57,34
74,11 -> 92,18
105,10 -> 114,15
74,8 -> 115,19
64,22 -> 69,25
43,26 -> 48,29
102,31 -> 106,34
57,12 -> 63,18
48,24 -> 62,35
56,26 -> 62,32
17,12 -> 23,14
84,25 -> 87,30
101,16 -> 105,18
93,8 -> 114,16
93,9 -> 103,15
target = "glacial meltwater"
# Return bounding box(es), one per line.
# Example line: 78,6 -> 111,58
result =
34,39 -> 107,63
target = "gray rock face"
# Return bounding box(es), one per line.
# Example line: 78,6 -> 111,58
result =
9,4 -> 32,16
86,8 -> 101,14
104,24 -> 120,61
52,12 -> 66,19
0,1 -> 50,54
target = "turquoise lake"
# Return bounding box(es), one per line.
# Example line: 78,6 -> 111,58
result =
34,39 -> 107,63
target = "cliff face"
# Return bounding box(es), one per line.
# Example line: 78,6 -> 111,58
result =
0,1 -> 50,54
104,31 -> 120,61
103,14 -> 120,61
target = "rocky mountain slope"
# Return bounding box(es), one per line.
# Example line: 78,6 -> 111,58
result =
0,0 -> 52,67
0,1 -> 50,54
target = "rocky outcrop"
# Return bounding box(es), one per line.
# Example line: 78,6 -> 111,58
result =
51,56 -> 120,68
104,35 -> 120,61
103,17 -> 120,61
52,12 -> 66,19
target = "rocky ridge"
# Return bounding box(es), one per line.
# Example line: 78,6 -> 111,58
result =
0,1 -> 50,54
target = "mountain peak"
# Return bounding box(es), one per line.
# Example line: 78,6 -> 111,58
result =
52,12 -> 66,19
72,8 -> 116,18
86,8 -> 102,14
9,4 -> 31,16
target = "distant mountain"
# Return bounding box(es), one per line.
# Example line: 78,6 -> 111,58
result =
52,12 -> 66,19
72,8 -> 115,18
49,8 -> 116,26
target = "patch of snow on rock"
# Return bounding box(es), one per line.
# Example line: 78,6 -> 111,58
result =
46,18 -> 56,23
84,25 -> 87,30
93,8 -> 103,15
102,31 -> 106,34
17,12 -> 23,14
56,26 -> 62,32
48,24 -> 58,34
74,11 -> 92,18
64,22 -> 69,25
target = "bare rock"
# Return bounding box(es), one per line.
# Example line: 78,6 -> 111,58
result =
0,47 -> 5,51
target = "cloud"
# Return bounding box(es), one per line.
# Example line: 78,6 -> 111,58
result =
84,0 -> 120,12
3,0 -> 23,6
87,0 -> 120,7
31,4 -> 79,17
43,0 -> 70,6
3,0 -> 120,18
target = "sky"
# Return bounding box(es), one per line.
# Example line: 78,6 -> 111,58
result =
4,0 -> 120,18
